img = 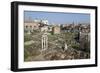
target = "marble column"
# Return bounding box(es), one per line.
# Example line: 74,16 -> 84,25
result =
42,33 -> 48,50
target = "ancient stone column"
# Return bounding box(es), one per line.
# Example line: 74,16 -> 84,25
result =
42,33 -> 48,50
64,42 -> 68,51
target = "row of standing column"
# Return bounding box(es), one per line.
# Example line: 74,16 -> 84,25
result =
42,34 -> 48,50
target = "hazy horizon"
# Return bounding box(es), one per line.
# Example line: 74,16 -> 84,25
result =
24,11 -> 90,24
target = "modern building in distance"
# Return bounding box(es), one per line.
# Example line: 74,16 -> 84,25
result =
41,20 -> 49,25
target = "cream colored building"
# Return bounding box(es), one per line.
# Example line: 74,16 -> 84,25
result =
52,26 -> 60,34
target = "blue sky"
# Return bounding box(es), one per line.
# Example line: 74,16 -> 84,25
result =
24,11 -> 90,24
